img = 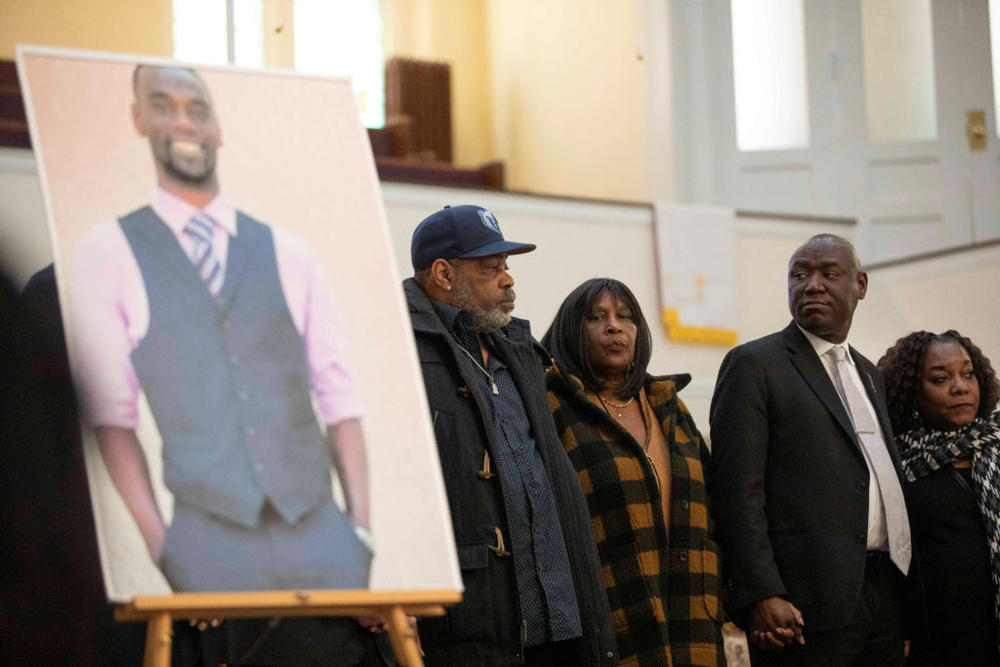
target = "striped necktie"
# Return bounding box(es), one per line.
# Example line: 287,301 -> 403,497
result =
182,212 -> 224,295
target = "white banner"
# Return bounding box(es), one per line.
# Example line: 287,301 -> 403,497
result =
653,202 -> 738,346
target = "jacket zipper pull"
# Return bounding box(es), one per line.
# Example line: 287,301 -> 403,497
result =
488,526 -> 510,557
477,451 -> 495,479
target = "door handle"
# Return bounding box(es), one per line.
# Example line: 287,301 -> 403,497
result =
967,110 -> 987,150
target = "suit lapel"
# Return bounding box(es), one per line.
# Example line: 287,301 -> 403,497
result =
784,324 -> 860,448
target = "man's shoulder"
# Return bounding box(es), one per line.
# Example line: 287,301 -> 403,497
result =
117,204 -> 155,222
402,278 -> 425,310
403,279 -> 444,334
267,222 -> 312,257
713,327 -> 801,396
725,327 -> 792,361
497,317 -> 552,366
78,216 -> 134,256
499,316 -> 533,343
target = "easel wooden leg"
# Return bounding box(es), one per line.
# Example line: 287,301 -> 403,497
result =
143,611 -> 172,667
117,591 -> 457,666
385,605 -> 423,666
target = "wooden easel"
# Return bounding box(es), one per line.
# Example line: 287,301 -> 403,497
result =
115,589 -> 462,667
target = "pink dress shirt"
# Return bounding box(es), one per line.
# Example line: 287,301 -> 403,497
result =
72,187 -> 363,430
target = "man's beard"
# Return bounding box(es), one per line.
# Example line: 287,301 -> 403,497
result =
452,274 -> 515,333
163,158 -> 215,185
157,139 -> 217,186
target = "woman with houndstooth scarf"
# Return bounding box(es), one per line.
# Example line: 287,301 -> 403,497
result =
878,330 -> 1000,666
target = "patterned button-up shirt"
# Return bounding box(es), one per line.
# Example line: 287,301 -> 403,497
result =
432,301 -> 582,646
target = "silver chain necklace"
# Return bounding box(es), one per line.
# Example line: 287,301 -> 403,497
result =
458,345 -> 499,395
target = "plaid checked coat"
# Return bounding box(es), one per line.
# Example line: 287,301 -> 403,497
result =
547,367 -> 725,666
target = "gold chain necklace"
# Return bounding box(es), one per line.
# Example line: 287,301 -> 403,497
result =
595,391 -> 660,493
602,395 -> 634,409
597,393 -> 634,417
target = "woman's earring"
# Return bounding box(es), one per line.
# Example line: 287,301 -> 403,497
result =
912,408 -> 921,424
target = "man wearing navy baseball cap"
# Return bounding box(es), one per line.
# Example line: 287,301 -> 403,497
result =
404,205 -> 615,665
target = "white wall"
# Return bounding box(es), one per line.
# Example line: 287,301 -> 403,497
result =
0,0 -> 173,60
3,163 -> 998,433
381,184 -> 1000,433
854,245 -> 1000,368
0,149 -> 50,287
485,0 -> 651,202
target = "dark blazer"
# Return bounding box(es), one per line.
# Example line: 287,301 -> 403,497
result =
709,322 -> 905,633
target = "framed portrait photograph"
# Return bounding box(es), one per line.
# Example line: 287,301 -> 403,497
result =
17,46 -> 460,601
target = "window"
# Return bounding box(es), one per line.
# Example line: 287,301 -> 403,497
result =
860,0 -> 937,143
172,0 -> 384,127
293,0 -> 383,128
731,0 -> 810,151
173,0 -> 228,66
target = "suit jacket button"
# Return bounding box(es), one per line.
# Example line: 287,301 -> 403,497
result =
678,551 -> 688,562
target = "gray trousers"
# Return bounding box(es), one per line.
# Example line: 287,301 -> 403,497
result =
160,497 -> 372,592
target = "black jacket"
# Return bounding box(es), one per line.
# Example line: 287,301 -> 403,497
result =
404,279 -> 616,666
709,322 -> 907,632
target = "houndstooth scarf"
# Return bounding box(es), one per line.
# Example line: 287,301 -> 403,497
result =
897,411 -> 1000,647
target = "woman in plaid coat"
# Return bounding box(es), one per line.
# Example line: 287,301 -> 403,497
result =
542,278 -> 724,666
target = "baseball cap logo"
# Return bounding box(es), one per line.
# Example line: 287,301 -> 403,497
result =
477,209 -> 501,233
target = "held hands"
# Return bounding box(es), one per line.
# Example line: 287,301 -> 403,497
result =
356,614 -> 391,634
748,596 -> 805,652
355,615 -> 424,656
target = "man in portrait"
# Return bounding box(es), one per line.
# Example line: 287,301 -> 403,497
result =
71,64 -> 372,595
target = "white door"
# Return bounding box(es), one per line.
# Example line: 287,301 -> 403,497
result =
688,0 -> 1000,262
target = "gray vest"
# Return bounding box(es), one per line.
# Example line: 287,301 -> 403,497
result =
120,206 -> 331,528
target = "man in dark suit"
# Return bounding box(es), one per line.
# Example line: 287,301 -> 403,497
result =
710,234 -> 911,666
